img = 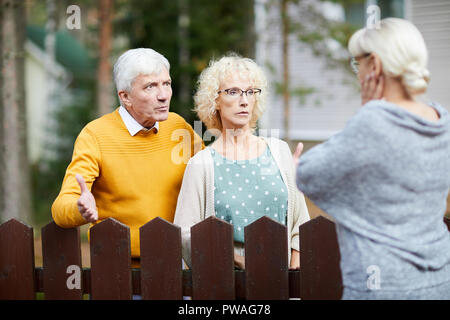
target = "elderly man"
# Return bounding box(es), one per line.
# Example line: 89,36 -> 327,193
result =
52,48 -> 203,260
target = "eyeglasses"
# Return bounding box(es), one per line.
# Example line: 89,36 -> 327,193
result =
217,88 -> 262,98
350,53 -> 371,74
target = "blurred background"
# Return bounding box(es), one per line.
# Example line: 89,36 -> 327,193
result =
1,0 -> 449,236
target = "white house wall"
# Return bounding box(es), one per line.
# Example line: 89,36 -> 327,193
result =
25,49 -> 47,163
407,0 -> 450,109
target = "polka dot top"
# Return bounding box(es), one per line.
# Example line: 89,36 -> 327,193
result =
210,146 -> 288,244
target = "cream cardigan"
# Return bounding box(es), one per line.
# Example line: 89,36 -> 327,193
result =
173,136 -> 310,267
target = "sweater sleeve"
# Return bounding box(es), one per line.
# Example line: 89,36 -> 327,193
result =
173,153 -> 208,268
51,127 -> 101,228
296,108 -> 382,219
280,141 -> 310,252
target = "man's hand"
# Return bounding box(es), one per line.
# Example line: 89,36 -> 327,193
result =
293,142 -> 304,168
75,174 -> 98,223
361,72 -> 384,105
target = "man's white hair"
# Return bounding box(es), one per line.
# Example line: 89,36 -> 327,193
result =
113,48 -> 170,93
348,18 -> 430,97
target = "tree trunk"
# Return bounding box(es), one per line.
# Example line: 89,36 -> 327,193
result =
281,0 -> 290,145
245,0 -> 255,59
97,0 -> 114,116
43,0 -> 57,161
178,0 -> 190,119
0,0 -> 31,223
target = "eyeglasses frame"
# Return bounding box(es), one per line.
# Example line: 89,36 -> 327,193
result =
217,88 -> 262,97
350,53 -> 371,74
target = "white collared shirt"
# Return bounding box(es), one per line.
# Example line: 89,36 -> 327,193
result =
118,106 -> 159,136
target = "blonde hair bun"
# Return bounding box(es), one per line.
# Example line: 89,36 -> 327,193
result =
402,61 -> 430,96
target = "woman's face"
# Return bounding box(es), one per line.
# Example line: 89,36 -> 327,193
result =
216,73 -> 256,131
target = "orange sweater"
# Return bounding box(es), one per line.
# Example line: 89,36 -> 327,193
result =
52,108 -> 203,257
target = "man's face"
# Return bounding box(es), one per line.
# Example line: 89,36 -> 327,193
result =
119,68 -> 172,128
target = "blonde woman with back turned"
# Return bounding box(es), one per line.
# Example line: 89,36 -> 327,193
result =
296,18 -> 450,299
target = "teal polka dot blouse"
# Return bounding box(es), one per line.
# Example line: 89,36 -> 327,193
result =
210,146 -> 288,244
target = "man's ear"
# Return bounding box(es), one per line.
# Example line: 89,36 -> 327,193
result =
370,53 -> 383,78
118,90 -> 131,107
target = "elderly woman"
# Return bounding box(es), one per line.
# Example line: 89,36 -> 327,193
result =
296,18 -> 450,299
174,54 -> 310,269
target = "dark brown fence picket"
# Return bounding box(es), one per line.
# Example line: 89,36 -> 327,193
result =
245,216 -> 289,300
0,219 -> 36,299
41,221 -> 82,299
191,216 -> 234,300
4,213 -> 448,300
299,216 -> 343,300
89,218 -> 132,299
140,217 -> 182,300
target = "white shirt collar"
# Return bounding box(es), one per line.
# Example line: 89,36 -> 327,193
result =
118,106 -> 159,136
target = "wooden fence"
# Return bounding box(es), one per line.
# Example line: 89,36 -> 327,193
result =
1,215 -> 449,300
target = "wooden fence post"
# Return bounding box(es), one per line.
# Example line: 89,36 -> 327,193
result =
140,217 -> 182,300
299,216 -> 343,300
245,216 -> 289,300
0,219 -> 35,299
191,216 -> 235,300
90,218 -> 132,300
41,221 -> 82,299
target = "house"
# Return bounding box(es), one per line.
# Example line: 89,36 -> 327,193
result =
25,25 -> 91,163
254,0 -> 450,217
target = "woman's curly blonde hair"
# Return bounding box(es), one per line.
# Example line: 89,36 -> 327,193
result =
194,53 -> 268,132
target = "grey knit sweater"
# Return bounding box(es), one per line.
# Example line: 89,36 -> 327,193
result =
296,100 -> 450,296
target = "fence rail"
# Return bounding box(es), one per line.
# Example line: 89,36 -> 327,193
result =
1,215 -> 449,300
